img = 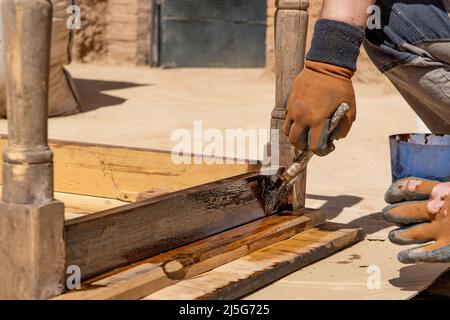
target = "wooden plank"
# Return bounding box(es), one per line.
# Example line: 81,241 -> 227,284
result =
54,263 -> 175,300
56,192 -> 127,217
65,173 -> 273,280
144,223 -> 364,300
154,211 -> 324,280
0,185 -> 126,220
0,136 -> 261,201
55,211 -> 324,300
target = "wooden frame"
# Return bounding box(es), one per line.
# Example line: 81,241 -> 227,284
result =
0,0 -> 311,299
0,136 -> 261,201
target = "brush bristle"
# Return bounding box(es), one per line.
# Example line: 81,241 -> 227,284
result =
264,181 -> 293,214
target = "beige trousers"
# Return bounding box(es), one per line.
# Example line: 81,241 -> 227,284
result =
383,42 -> 450,133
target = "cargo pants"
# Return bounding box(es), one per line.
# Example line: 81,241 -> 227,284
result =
364,0 -> 450,133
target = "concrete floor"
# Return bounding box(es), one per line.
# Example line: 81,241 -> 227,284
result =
1,63 -> 447,299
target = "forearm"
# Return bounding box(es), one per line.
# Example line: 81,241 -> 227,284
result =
321,0 -> 376,28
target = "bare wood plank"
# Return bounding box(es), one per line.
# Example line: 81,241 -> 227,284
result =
144,223 -> 364,300
55,192 -> 127,216
54,263 -> 174,300
65,210 -> 89,221
65,173 -> 272,280
156,211 -> 324,280
0,136 -> 261,201
0,185 -> 126,219
55,211 -> 324,300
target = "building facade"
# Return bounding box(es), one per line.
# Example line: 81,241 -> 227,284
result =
73,0 -> 383,82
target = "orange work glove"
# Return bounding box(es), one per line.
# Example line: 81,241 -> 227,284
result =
283,60 -> 356,156
283,19 -> 364,156
383,177 -> 450,263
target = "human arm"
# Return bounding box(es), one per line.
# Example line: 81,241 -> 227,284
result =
284,0 -> 376,156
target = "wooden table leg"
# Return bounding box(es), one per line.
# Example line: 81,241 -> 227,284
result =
270,0 -> 309,210
0,0 -> 65,300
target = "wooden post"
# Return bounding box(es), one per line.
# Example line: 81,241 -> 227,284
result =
0,0 -> 65,299
270,0 -> 309,210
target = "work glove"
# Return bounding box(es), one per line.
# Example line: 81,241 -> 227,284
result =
284,60 -> 356,156
382,177 -> 450,263
284,19 -> 364,156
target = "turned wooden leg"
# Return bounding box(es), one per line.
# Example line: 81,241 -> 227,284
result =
0,0 -> 65,300
270,0 -> 309,210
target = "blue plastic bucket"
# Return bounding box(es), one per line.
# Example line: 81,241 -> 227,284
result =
389,133 -> 450,182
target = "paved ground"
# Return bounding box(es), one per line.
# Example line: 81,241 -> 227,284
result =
1,63 -> 447,299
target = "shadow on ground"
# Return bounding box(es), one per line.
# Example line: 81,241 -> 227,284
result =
307,193 -> 394,235
73,79 -> 151,112
390,264 -> 450,292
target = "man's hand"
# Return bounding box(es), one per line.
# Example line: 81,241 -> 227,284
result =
283,60 -> 356,156
283,18 -> 364,156
383,178 -> 450,263
281,0 -> 375,155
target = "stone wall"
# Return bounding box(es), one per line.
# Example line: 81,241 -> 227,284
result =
72,0 -> 108,63
73,0 -> 152,65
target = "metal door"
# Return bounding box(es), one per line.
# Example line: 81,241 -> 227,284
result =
159,0 -> 266,67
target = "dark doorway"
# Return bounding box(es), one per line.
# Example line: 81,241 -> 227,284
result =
157,0 -> 267,68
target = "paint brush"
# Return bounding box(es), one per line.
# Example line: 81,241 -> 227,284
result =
264,103 -> 350,215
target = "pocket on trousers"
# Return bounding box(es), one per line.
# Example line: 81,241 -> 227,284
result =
421,67 -> 450,101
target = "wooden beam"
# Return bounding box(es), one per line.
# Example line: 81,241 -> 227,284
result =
55,211 -> 325,300
0,136 -> 261,202
144,223 -> 364,300
56,192 -> 127,217
0,186 -> 127,219
65,173 -> 273,280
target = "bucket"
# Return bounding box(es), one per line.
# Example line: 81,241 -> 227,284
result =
389,134 -> 450,182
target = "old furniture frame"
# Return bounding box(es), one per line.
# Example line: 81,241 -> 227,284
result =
0,0 -> 312,299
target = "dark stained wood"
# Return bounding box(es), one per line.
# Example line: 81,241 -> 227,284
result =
65,173 -> 275,280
